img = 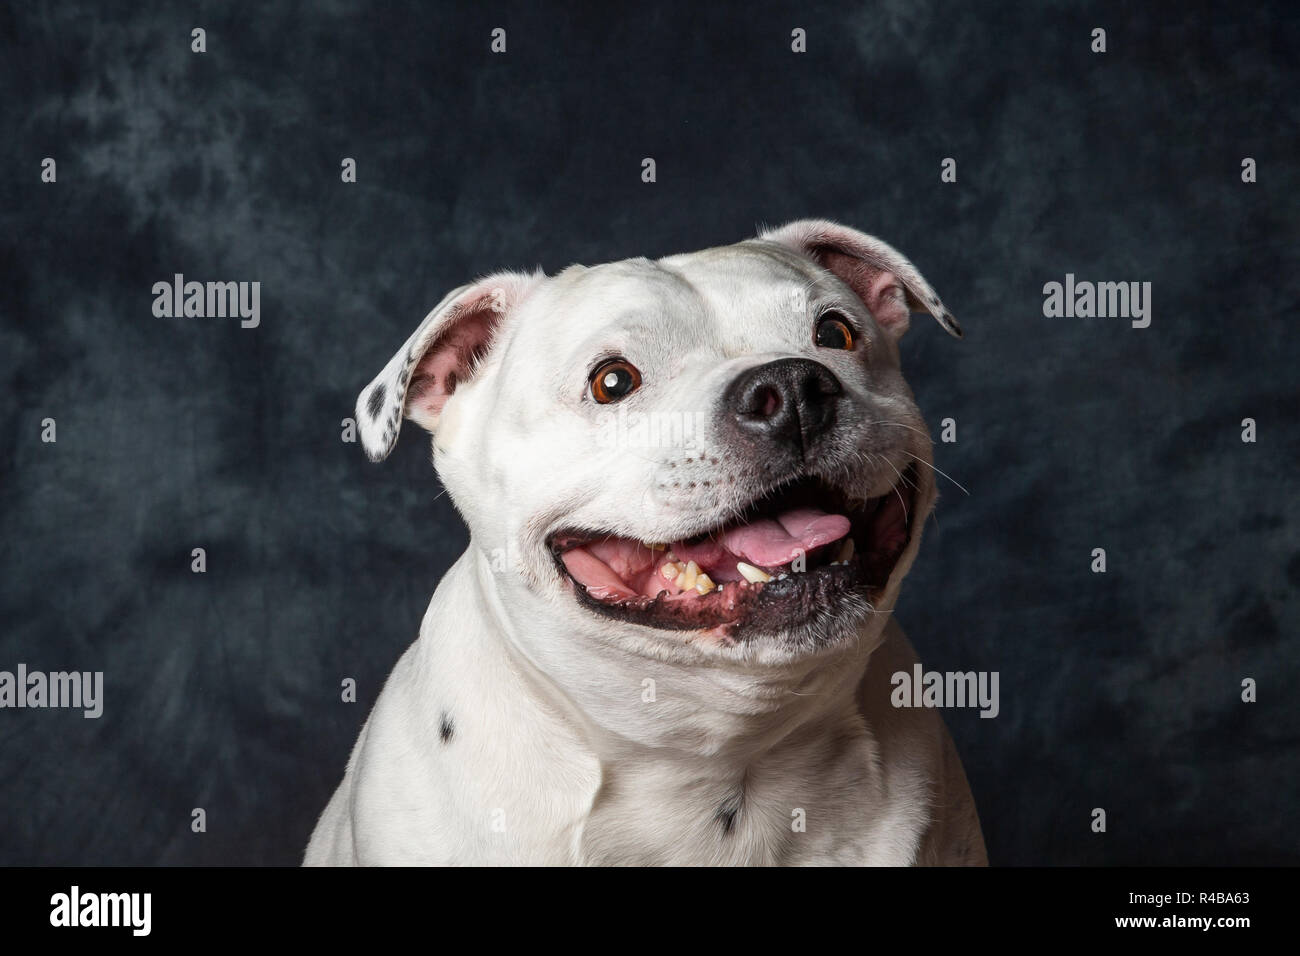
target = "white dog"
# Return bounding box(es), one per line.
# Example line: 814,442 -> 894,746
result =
305,220 -> 987,865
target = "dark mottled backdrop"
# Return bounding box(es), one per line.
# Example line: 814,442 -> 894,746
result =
1,1 -> 1297,865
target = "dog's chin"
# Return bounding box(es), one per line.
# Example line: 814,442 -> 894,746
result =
548,465 -> 920,649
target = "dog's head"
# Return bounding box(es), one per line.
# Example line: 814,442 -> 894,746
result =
357,220 -> 960,666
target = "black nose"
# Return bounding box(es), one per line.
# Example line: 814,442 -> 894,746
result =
725,358 -> 842,455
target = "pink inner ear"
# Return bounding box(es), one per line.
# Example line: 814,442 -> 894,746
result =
406,309 -> 498,423
819,249 -> 910,334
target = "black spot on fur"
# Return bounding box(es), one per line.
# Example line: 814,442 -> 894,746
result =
715,789 -> 744,836
439,713 -> 454,743
367,384 -> 386,420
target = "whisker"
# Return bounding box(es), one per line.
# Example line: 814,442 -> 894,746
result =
862,420 -> 929,438
901,451 -> 970,497
876,455 -> 912,523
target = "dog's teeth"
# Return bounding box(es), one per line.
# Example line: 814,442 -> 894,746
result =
647,542 -> 666,552
737,562 -> 772,584
660,562 -> 680,581
836,538 -> 855,563
681,561 -> 699,590
695,573 -> 715,595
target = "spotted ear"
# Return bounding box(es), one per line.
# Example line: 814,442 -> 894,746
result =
759,218 -> 961,340
356,270 -> 541,462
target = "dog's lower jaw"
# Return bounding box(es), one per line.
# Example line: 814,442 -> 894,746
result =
481,545 -> 891,756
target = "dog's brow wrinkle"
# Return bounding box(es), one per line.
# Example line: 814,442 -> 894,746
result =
647,257 -> 700,293
715,787 -> 745,836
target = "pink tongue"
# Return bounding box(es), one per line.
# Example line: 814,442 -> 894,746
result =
716,507 -> 850,568
559,547 -> 638,600
560,506 -> 853,597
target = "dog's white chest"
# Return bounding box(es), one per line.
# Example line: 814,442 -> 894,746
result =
572,732 -> 920,866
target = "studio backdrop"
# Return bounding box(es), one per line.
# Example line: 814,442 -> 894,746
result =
1,1 -> 1297,865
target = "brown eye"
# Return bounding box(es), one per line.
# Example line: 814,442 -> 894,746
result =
815,311 -> 855,350
590,359 -> 642,404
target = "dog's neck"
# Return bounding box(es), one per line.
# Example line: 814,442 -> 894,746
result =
466,545 -> 886,766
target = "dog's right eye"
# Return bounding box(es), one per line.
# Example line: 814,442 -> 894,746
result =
590,359 -> 642,404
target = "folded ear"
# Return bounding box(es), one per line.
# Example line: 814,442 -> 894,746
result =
356,270 -> 541,462
758,219 -> 961,340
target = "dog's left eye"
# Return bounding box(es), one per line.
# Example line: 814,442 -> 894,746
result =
590,359 -> 642,404
815,311 -> 855,350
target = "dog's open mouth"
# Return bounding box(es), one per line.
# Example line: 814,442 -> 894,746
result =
549,465 -> 918,635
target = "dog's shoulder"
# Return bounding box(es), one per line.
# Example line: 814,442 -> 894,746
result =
856,618 -> 988,866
